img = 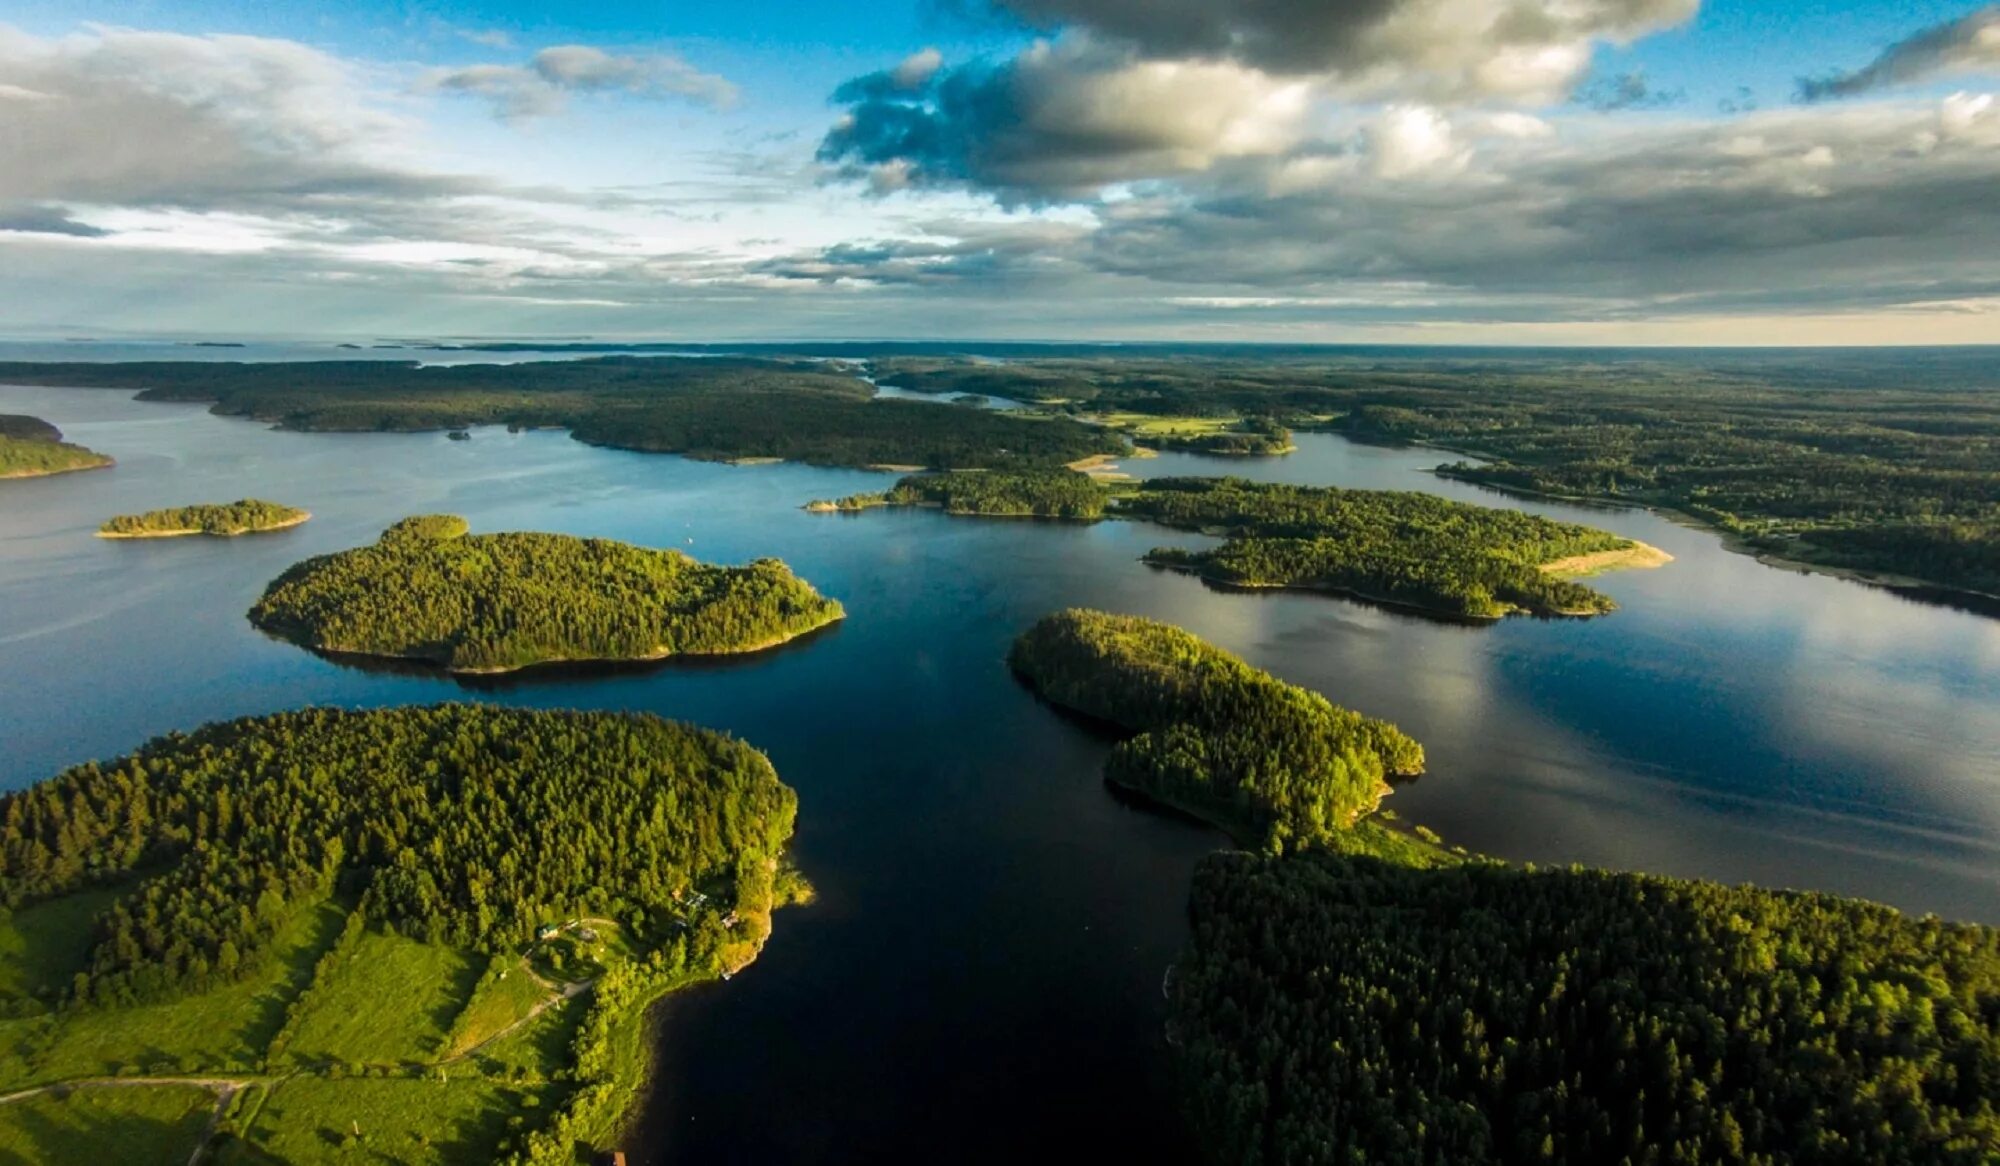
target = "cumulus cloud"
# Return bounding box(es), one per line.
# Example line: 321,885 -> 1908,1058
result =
821,40 -> 1313,199
429,44 -> 739,122
1799,5 -> 2000,102
0,23 -> 452,211
800,94 -> 2000,321
962,0 -> 1698,99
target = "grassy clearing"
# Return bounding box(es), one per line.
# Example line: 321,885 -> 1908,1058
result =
468,993 -> 589,1083
0,1084 -> 213,1165
1088,412 -> 1238,436
282,930 -> 482,1067
4,899 -> 347,1090
220,1076 -> 540,1166
443,958 -> 555,1059
0,885 -> 128,1008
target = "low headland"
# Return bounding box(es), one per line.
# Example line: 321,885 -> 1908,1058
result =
807,469 -> 1113,520
248,515 -> 843,673
98,499 -> 310,539
0,414 -> 113,480
1011,608 -> 2000,1166
0,704 -> 808,1165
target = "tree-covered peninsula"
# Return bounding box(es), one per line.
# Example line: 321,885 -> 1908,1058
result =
1012,609 -> 2000,1166
98,499 -> 309,538
808,470 -> 1113,519
0,704 -> 803,1165
0,414 -> 112,479
1128,478 -> 1667,619
248,515 -> 842,673
1010,609 -> 1423,848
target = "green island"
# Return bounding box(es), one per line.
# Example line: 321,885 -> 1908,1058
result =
1128,478 -> 1668,619
1013,609 -> 2000,1166
807,469 -> 1113,519
870,350 -> 2000,603
1010,610 -> 1424,848
247,515 -> 843,674
0,358 -> 1124,473
814,470 -> 1666,620
0,415 -> 113,480
1086,412 -> 1295,457
97,499 -> 310,539
0,704 -> 806,1165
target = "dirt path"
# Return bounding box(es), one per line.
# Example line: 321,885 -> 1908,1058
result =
444,978 -> 594,1064
1540,540 -> 1673,577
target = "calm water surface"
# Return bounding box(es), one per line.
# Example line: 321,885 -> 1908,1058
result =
2,384 -> 1997,1165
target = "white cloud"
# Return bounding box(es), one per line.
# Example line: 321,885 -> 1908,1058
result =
429,44 -> 739,123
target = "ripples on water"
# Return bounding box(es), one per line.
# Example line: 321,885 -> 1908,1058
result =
2,382 -> 1996,1165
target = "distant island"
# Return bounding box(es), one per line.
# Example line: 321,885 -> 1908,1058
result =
1011,609 -> 2000,1166
1011,609 -> 1423,844
249,515 -> 844,673
815,472 -> 1666,620
98,499 -> 309,538
0,414 -> 113,480
1129,477 -> 1668,619
0,704 -> 806,1165
807,470 -> 1112,519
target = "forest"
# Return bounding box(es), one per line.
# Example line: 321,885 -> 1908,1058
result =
1175,848 -> 2000,1166
870,350 -> 2000,599
0,358 -> 1124,472
0,414 -> 112,479
1009,609 -> 1423,848
1125,478 -> 1641,619
1148,417 -> 1295,457
0,704 -> 799,1164
248,515 -> 843,672
807,470 -> 1113,518
98,499 -> 308,538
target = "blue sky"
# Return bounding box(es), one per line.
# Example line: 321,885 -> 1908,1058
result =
1,0 -> 1996,343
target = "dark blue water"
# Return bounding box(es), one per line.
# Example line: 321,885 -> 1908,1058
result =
1,384 -> 1996,1165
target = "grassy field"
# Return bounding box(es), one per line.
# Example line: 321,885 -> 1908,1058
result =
217,1077 -> 540,1166
443,957 -> 557,1060
280,930 -> 482,1067
0,899 -> 347,1090
1086,412 -> 1238,437
0,1084 -> 214,1165
0,886 -> 128,1008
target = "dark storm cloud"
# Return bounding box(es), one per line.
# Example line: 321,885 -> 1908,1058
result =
0,205 -> 110,237
1798,5 -> 2000,102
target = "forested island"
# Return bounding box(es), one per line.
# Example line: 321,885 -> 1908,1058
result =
870,350 -> 2000,602
1128,478 -> 1666,619
808,470 -> 1112,519
0,414 -> 112,480
0,358 -> 1123,472
1014,609 -> 2000,1166
97,499 -> 308,538
249,515 -> 843,673
0,704 -> 805,1164
1010,610 -> 1423,847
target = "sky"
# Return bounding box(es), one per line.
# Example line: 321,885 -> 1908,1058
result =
0,0 -> 1997,344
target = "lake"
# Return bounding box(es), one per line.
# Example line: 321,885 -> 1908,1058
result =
1,382 -> 1996,1164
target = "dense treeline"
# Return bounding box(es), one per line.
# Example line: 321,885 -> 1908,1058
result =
1175,849 -> 2000,1166
1125,478 -> 1635,619
869,351 -> 2000,598
884,470 -> 1112,518
0,413 -> 112,479
0,358 -> 1123,471
249,515 -> 842,672
98,499 -> 307,537
1010,610 -> 1422,849
0,705 -> 797,1006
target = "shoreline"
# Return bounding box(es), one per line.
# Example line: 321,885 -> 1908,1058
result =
97,511 -> 312,539
266,608 -> 846,675
1539,540 -> 1673,577
1418,456 -> 1998,612
1,458 -> 114,480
